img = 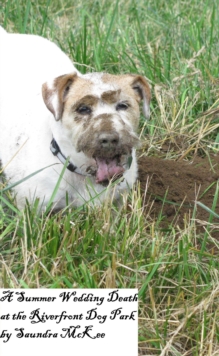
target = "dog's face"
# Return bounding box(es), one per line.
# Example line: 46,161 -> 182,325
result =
42,72 -> 151,184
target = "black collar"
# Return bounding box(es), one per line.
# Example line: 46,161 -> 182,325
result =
50,138 -> 84,175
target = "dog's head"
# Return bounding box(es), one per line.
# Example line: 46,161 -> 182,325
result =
42,72 -> 151,184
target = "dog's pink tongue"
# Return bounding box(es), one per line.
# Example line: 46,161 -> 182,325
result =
96,158 -> 124,183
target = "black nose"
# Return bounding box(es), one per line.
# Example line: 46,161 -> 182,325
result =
98,133 -> 119,148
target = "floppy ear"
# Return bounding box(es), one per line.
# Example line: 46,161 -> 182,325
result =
131,75 -> 151,119
42,73 -> 77,121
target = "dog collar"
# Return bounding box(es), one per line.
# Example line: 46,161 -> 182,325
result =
50,138 -> 84,175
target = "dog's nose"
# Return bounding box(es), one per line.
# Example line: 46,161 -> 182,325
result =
98,133 -> 119,149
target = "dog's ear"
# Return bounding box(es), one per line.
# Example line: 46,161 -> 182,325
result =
42,73 -> 77,121
131,75 -> 151,119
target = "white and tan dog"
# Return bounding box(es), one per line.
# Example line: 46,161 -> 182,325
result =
0,27 -> 150,210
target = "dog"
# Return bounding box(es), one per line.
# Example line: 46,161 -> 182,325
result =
0,26 -> 151,211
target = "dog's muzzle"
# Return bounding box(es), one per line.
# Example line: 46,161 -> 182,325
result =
90,132 -> 134,184
77,124 -> 139,184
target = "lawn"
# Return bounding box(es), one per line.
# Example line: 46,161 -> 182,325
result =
1,0 -> 219,354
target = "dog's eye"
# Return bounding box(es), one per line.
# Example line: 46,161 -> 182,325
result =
116,102 -> 129,111
77,105 -> 92,115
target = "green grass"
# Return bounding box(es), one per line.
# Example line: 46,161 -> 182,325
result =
1,0 -> 219,354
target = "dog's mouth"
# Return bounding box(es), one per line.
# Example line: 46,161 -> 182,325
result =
94,155 -> 132,186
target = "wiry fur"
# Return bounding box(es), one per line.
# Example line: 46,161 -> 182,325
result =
0,27 -> 151,210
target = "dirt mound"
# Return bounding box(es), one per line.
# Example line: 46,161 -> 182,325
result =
138,154 -> 219,236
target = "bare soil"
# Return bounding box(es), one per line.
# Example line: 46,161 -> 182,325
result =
138,154 -> 219,237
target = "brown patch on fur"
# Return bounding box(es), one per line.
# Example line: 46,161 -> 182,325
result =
74,115 -> 84,123
77,117 -> 139,159
93,113 -> 113,121
42,73 -> 77,121
71,95 -> 98,113
101,73 -> 150,100
91,145 -> 132,159
98,121 -> 114,134
101,90 -> 121,104
131,75 -> 151,104
73,114 -> 90,130
101,73 -> 151,119
93,114 -> 113,131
